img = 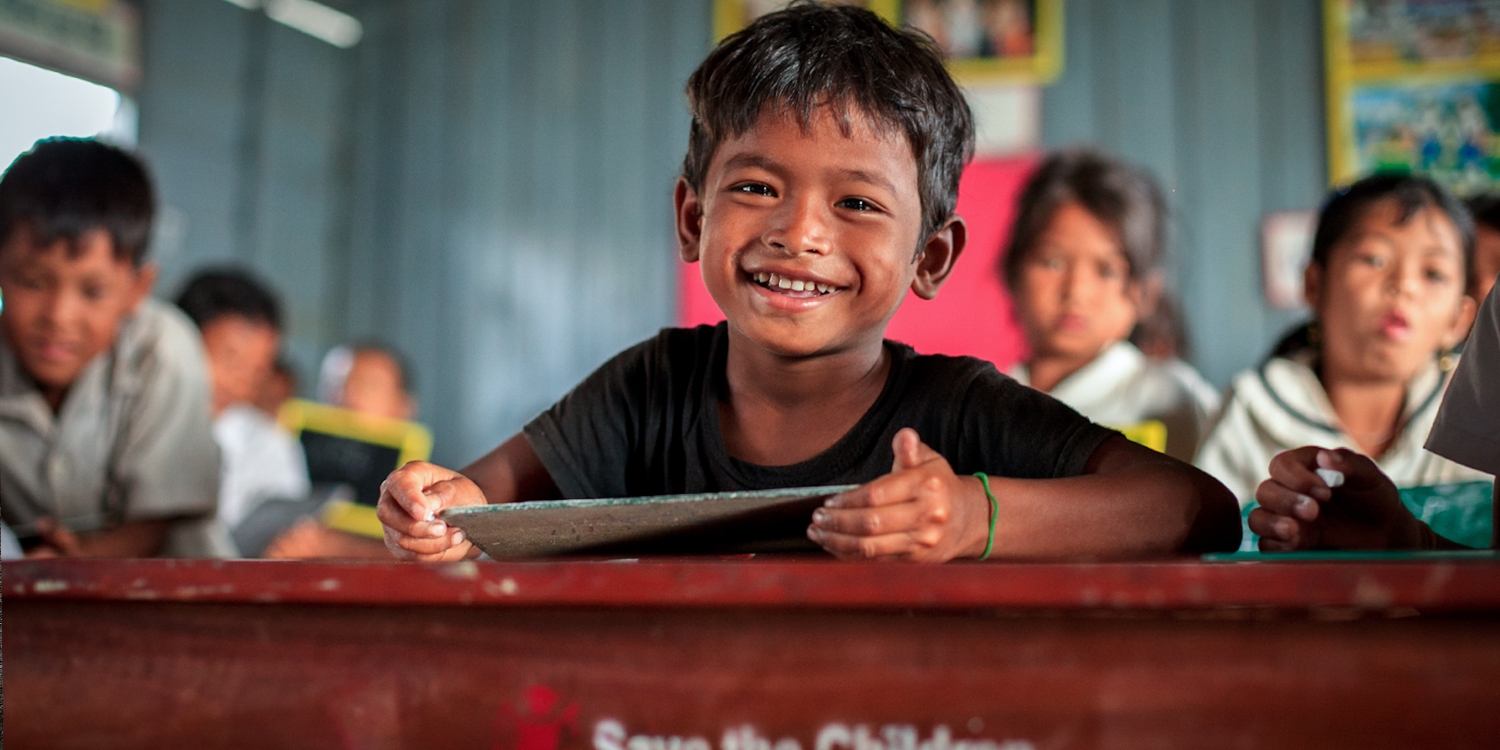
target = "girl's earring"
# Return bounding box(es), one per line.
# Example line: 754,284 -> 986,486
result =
1439,345 -> 1460,372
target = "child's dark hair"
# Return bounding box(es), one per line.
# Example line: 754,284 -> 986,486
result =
1466,193 -> 1500,234
0,138 -> 156,266
175,268 -> 283,332
682,1 -> 974,241
1270,173 -> 1475,359
1310,173 -> 1474,280
1001,148 -> 1166,290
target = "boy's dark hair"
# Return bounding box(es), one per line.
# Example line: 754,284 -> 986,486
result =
1466,193 -> 1500,234
1001,149 -> 1167,290
0,138 -> 156,265
682,1 -> 974,242
1310,173 -> 1474,282
175,268 -> 283,332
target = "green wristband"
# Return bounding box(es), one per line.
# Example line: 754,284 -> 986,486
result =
974,472 -> 999,560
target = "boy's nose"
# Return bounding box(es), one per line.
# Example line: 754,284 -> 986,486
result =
764,199 -> 831,255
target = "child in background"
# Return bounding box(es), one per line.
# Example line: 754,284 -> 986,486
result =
1464,194 -> 1500,304
260,342 -> 419,559
175,269 -> 310,539
0,138 -> 220,557
255,354 -> 299,418
317,342 -> 417,421
1197,174 -> 1489,536
1003,150 -> 1219,462
1249,278 -> 1500,550
378,4 -> 1241,563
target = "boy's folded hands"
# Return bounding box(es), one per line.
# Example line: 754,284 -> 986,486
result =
808,428 -> 991,562
1250,446 -> 1423,551
378,461 -> 486,561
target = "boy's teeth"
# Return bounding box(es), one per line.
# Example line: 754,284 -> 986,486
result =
754,271 -> 833,294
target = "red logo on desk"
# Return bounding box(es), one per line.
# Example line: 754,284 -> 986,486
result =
497,685 -> 581,750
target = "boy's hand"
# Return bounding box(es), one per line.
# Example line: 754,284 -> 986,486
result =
1250,447 -> 1423,551
377,461 -> 487,561
807,428 -> 990,562
26,517 -> 81,558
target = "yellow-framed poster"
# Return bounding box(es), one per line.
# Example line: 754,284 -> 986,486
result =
714,0 -> 1063,85
1325,0 -> 1500,194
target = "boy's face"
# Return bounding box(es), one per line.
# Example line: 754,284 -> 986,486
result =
200,314 -> 279,414
1308,199 -> 1475,384
675,106 -> 964,359
1013,201 -> 1141,363
0,223 -> 154,398
342,350 -> 414,421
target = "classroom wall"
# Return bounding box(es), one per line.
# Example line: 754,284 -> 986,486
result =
1042,0 -> 1326,387
134,0 -> 1325,466
137,0 -> 707,466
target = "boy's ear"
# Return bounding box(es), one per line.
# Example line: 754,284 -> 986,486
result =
1303,262 -> 1324,311
127,263 -> 158,313
910,216 -> 967,300
674,177 -> 704,263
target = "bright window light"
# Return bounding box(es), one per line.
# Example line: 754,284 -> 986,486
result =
220,0 -> 363,49
0,55 -> 132,171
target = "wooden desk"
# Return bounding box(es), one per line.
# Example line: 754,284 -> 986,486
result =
5,557 -> 1499,749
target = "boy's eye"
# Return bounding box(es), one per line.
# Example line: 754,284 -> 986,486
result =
81,284 -> 106,301
1038,257 -> 1065,272
1424,267 -> 1452,285
1356,252 -> 1387,269
1098,262 -> 1124,281
731,183 -> 775,197
837,197 -> 878,212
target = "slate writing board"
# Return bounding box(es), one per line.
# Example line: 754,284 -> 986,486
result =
441,485 -> 858,558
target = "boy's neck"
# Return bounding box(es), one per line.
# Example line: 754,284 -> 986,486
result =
718,329 -> 891,467
1319,367 -> 1407,458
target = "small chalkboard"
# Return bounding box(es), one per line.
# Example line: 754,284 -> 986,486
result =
278,399 -> 433,538
442,484 -> 857,558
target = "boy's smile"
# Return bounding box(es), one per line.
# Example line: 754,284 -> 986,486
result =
0,224 -> 154,410
676,106 -> 961,360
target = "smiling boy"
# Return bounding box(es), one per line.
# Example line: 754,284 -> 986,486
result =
0,138 -> 220,557
378,3 -> 1240,561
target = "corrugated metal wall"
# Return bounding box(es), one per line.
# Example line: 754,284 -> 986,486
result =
139,0 -> 708,466
1041,0 -> 1327,387
136,0 -> 1325,466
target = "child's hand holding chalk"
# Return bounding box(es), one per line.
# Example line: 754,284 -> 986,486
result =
1315,468 -> 1345,489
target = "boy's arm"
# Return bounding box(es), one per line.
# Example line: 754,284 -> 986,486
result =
28,517 -> 174,558
811,431 -> 1242,561
376,433 -> 560,561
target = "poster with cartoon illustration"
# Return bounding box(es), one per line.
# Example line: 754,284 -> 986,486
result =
1326,0 -> 1500,191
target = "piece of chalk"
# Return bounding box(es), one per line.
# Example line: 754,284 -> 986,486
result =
424,511 -> 436,522
1316,468 -> 1345,488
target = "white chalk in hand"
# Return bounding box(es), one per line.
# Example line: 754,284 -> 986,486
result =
424,510 -> 436,522
1316,468 -> 1345,488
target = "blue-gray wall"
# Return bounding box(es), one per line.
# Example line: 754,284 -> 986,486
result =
1042,0 -> 1326,387
136,0 -> 1325,465
138,0 -> 707,466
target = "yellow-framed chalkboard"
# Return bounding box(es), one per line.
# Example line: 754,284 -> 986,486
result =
278,399 -> 432,539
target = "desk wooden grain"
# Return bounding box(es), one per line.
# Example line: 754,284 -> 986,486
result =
4,558 -> 1498,749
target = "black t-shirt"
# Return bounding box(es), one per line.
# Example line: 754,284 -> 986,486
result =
523,324 -> 1116,499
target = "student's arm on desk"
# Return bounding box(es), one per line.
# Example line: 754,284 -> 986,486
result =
27,517 -> 174,558
377,433 -> 560,561
810,431 -> 1242,561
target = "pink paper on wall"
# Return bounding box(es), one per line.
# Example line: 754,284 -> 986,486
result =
677,155 -> 1037,370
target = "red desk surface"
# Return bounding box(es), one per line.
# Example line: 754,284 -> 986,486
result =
5,558 -> 1499,749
